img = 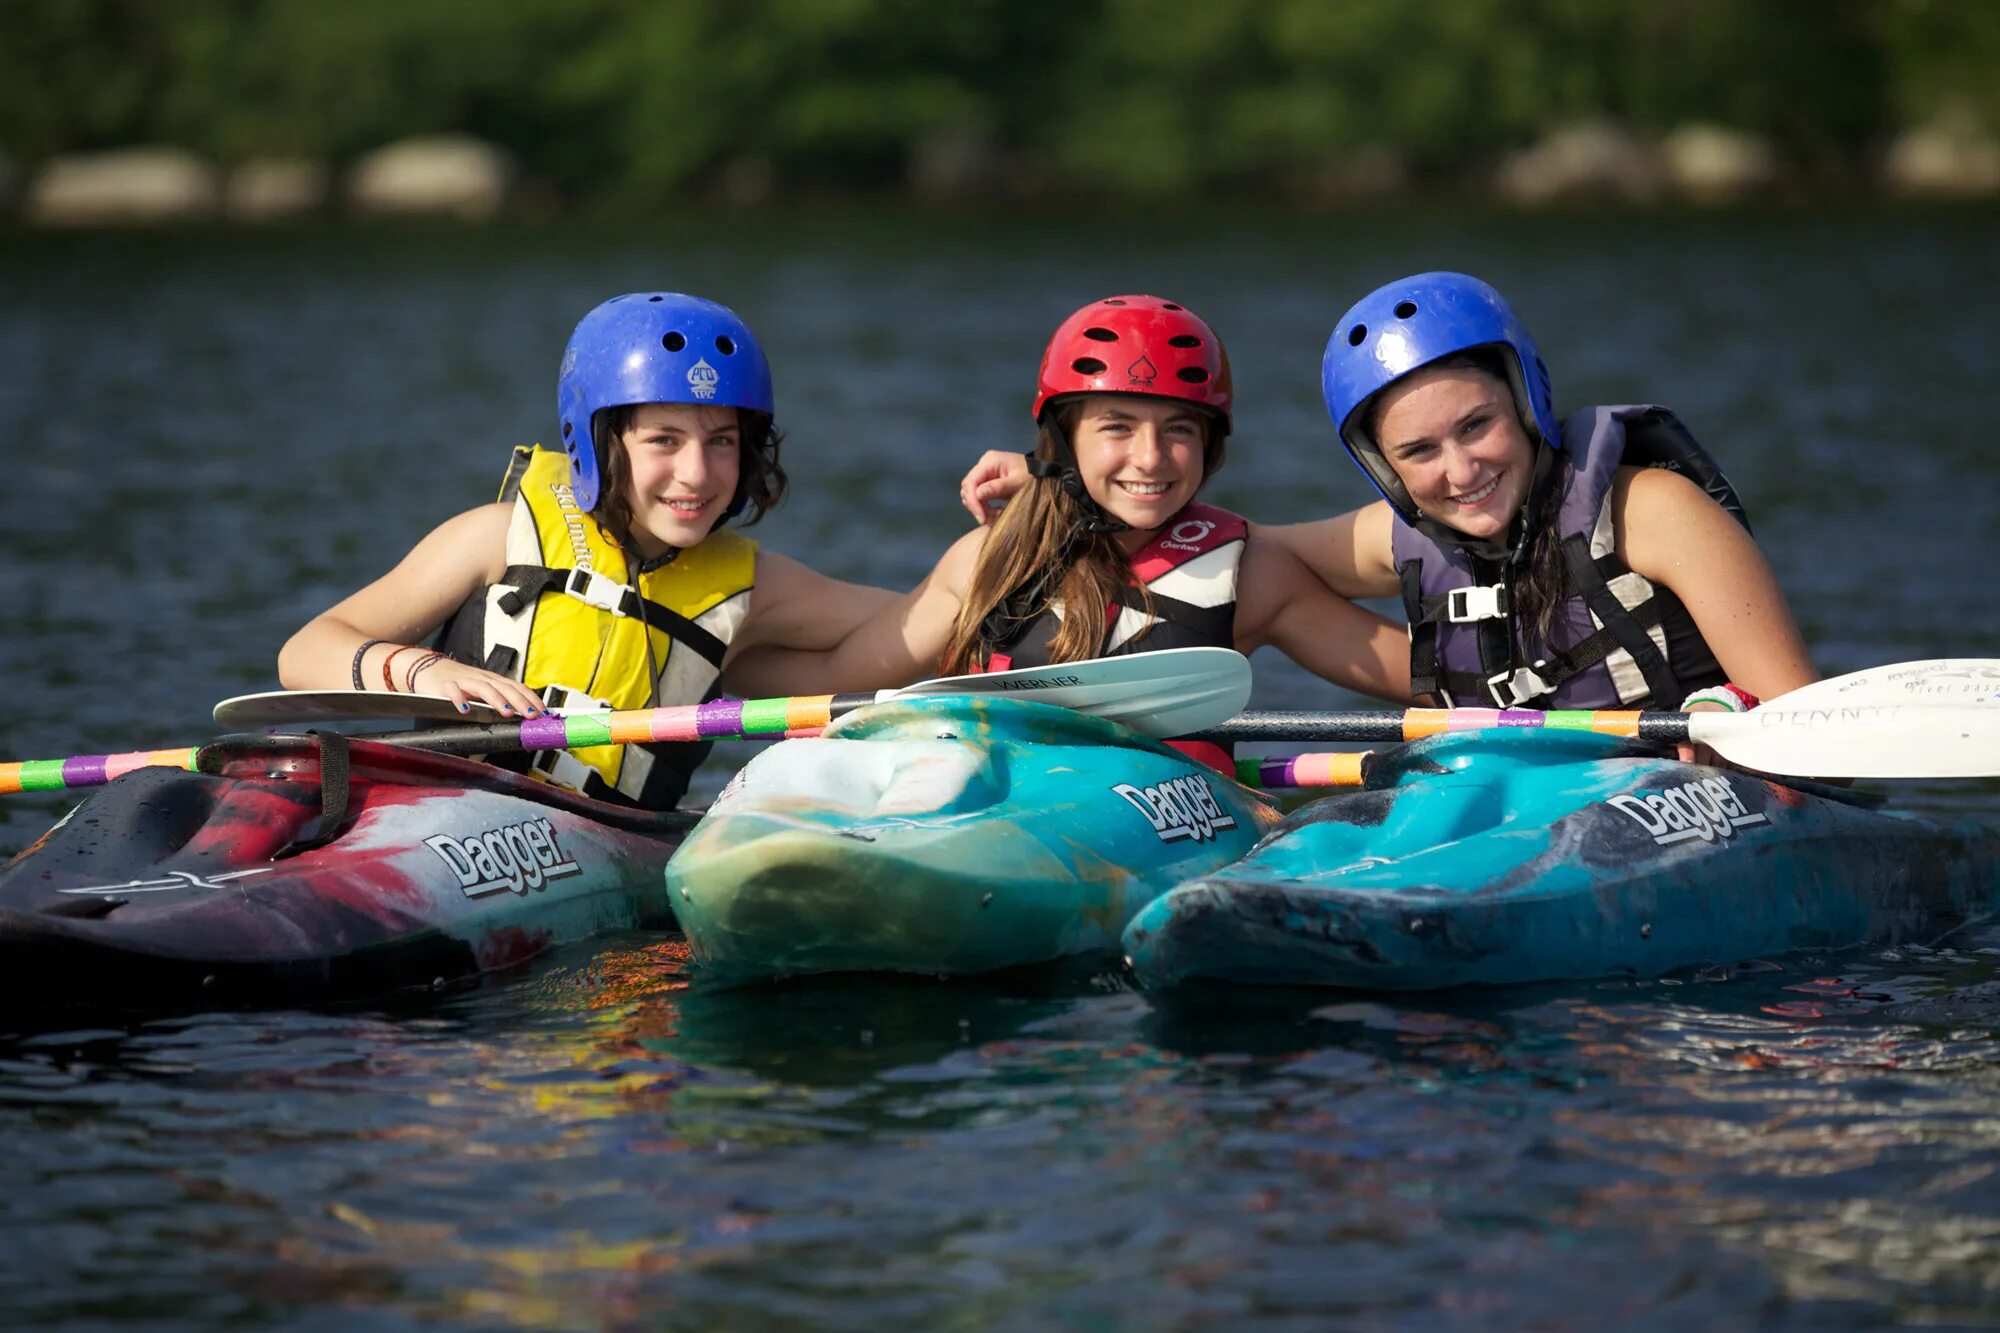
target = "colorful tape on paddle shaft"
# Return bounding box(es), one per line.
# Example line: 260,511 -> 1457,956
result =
510,693 -> 872,750
0,748 -> 201,794
1402,708 -> 1642,737
1236,752 -> 1373,790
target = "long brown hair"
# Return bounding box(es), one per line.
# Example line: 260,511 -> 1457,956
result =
592,405 -> 788,548
939,399 -> 1226,674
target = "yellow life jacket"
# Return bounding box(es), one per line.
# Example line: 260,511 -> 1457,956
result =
437,445 -> 756,808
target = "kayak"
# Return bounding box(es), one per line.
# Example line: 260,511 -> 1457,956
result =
0,733 -> 692,1012
1125,728 -> 2000,992
668,695 -> 1282,983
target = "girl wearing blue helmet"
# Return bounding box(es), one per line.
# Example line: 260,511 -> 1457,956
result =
279,293 -> 894,810
962,273 -> 1816,721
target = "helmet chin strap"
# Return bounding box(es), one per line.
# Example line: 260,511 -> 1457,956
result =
1024,450 -> 1132,536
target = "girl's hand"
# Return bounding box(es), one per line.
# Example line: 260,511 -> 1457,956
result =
958,450 -> 1031,524
410,657 -> 549,718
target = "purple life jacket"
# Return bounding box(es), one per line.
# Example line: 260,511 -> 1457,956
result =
1389,405 -> 1747,709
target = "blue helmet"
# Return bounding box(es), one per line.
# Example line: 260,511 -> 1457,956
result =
556,292 -> 775,511
1319,272 -> 1557,522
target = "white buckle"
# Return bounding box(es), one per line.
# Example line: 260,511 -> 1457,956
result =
1448,585 -> 1508,622
1486,662 -> 1553,708
563,567 -> 632,615
539,683 -> 611,714
531,749 -> 598,793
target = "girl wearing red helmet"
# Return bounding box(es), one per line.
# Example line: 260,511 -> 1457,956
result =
765,296 -> 1410,719
963,276 -> 1819,738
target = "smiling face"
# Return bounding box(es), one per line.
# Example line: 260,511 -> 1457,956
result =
615,402 -> 741,555
1068,395 -> 1210,543
1371,364 -> 1536,541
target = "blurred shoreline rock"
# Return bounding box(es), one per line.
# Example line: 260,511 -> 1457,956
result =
1882,107 -> 2000,198
225,158 -> 331,222
26,147 -> 221,226
345,135 -> 517,220
1661,124 -> 1782,202
1494,121 -> 1667,205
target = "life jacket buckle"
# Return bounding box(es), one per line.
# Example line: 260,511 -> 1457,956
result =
530,748 -> 597,794
563,567 -> 633,615
539,684 -> 611,713
1486,661 -> 1553,708
1448,584 -> 1509,622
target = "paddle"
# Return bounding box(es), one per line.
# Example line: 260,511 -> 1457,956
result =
1192,700 -> 1999,780
215,691 -> 508,726
1771,659 -> 2000,709
3,648 -> 1254,795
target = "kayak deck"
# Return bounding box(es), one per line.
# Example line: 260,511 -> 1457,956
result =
1125,729 -> 2000,991
0,735 -> 693,1012
670,696 -> 1281,983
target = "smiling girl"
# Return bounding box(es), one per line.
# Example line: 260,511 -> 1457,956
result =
962,274 -> 1817,720
766,295 -> 1410,731
278,292 -> 893,809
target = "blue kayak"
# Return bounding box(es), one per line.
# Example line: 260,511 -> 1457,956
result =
1124,729 -> 2000,992
669,695 -> 1281,983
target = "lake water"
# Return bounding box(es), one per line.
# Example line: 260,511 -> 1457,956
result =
2,206 -> 1998,1327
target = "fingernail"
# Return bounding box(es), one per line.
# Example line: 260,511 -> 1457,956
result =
458,702 -> 469,713
500,705 -> 514,716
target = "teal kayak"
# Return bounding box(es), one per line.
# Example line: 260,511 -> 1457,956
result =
669,695 -> 1281,983
1125,728 -> 2000,992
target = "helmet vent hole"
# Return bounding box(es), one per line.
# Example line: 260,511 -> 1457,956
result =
1347,324 -> 1368,346
647,295 -> 663,302
1176,368 -> 1210,384
1394,300 -> 1418,319
716,335 -> 736,355
1071,357 -> 1107,376
1162,302 -> 1183,311
562,422 -> 573,439
1167,334 -> 1201,349
662,332 -> 687,352
1103,298 -> 1127,306
1082,326 -> 1119,342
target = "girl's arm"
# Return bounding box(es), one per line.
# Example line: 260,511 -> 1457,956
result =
1252,501 -> 1403,601
1234,533 -> 1414,704
720,531 -> 985,697
1614,466 -> 1818,702
277,504 -> 550,716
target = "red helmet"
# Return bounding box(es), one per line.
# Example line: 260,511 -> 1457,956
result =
1031,295 -> 1232,432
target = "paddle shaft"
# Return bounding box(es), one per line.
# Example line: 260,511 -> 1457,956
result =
1195,702 -> 1998,780
1190,707 -> 1692,744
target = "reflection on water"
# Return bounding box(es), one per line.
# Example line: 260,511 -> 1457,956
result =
5,934 -> 2000,1326
2,212 -> 1999,1326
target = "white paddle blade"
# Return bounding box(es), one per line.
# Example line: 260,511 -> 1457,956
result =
213,690 -> 508,727
894,646 -> 1253,739
1695,704 -> 2000,779
1773,660 -> 2000,710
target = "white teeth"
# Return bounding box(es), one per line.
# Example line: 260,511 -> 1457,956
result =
1120,481 -> 1172,495
1454,477 -> 1500,505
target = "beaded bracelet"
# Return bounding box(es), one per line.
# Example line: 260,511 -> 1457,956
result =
381,645 -> 419,693
351,638 -> 388,691
404,651 -> 446,693
1679,683 -> 1760,713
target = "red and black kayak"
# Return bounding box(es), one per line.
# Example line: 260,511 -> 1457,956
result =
0,733 -> 692,1012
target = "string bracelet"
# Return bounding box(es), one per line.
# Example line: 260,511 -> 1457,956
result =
351,638 -> 388,691
381,645 -> 420,693
1679,683 -> 1760,713
404,651 -> 447,693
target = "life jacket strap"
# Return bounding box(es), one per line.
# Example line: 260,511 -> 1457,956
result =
491,564 -> 730,669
